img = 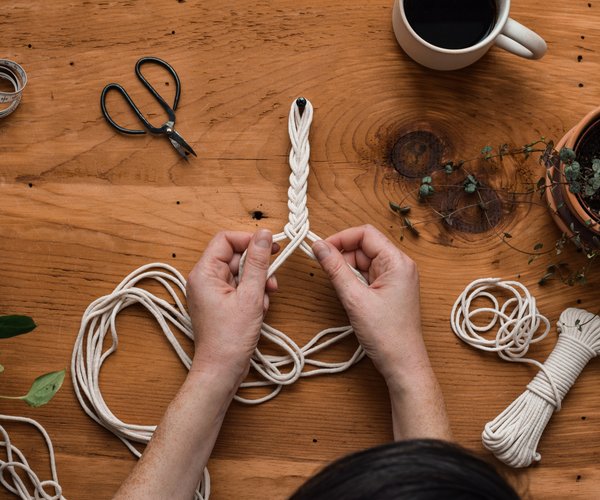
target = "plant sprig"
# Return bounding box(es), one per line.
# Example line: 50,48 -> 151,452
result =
388,138 -> 600,286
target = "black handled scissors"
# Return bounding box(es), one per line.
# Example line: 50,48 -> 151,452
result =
100,56 -> 197,159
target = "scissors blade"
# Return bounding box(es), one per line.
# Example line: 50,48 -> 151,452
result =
166,128 -> 197,158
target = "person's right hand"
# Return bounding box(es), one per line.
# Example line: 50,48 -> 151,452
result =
311,225 -> 430,382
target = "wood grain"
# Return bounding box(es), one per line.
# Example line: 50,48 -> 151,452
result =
1,0 -> 600,498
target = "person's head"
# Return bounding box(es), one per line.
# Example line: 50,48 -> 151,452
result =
290,439 -> 520,500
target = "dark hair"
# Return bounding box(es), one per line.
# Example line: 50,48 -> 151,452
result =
290,439 -> 520,500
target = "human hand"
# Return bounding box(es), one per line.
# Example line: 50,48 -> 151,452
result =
312,225 -> 430,383
186,230 -> 278,382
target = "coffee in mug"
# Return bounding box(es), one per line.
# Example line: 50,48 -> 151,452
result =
392,0 -> 547,70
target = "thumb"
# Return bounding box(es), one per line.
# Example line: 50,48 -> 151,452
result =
239,229 -> 272,293
312,240 -> 361,302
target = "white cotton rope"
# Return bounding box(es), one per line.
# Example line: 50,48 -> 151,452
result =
0,414 -> 64,500
71,98 -> 367,499
451,278 -> 600,468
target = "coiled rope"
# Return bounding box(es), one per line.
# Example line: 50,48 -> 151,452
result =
71,98 -> 366,499
451,278 -> 600,467
0,415 -> 64,500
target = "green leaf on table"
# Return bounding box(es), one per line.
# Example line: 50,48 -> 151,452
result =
389,201 -> 411,215
0,315 -> 36,339
533,242 -> 544,251
23,369 -> 66,407
419,183 -> 435,198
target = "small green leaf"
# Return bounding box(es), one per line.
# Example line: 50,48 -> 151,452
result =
403,217 -> 420,236
464,183 -> 477,194
23,369 -> 66,407
419,184 -> 434,198
0,316 -> 36,339
421,176 -> 432,184
481,146 -> 493,155
559,147 -> 576,163
444,164 -> 453,174
389,201 -> 411,215
533,242 -> 544,251
503,232 -> 513,239
539,272 -> 554,285
569,181 -> 581,194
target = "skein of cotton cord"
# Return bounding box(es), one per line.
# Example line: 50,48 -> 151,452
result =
0,60 -> 27,118
452,278 -> 600,467
483,307 -> 600,467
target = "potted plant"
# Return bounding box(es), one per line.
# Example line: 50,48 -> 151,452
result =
545,106 -> 600,250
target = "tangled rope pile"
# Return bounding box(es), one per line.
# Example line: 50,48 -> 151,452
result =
451,278 -> 600,467
71,98 -> 366,499
0,415 -> 64,500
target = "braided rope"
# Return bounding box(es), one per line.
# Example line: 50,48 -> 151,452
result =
71,97 -> 366,498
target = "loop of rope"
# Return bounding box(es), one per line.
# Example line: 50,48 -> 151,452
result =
0,415 -> 64,500
452,278 -> 600,467
451,278 -> 551,358
71,98 -> 366,498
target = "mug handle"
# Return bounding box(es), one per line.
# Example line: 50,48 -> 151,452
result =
494,18 -> 547,59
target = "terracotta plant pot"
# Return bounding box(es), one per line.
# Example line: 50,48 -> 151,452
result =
545,106 -> 600,249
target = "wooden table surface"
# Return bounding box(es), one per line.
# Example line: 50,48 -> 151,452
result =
1,1 -> 599,498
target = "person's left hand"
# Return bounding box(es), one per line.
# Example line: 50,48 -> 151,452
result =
186,229 -> 279,382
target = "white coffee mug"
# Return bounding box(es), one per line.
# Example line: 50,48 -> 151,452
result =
392,0 -> 547,71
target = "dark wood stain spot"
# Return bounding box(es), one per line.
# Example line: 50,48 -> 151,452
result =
579,83 -> 584,88
252,210 -> 265,220
578,55 -> 583,62
172,253 -> 176,258
390,131 -> 444,178
576,475 -> 582,481
28,183 -> 33,188
437,184 -> 504,233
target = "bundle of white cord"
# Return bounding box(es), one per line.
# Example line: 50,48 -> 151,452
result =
0,414 -> 64,500
451,278 -> 600,467
71,98 -> 366,499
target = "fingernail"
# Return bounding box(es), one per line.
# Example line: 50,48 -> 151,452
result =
255,229 -> 272,248
312,240 -> 330,260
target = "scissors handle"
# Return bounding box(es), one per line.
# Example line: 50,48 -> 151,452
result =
100,56 -> 181,135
